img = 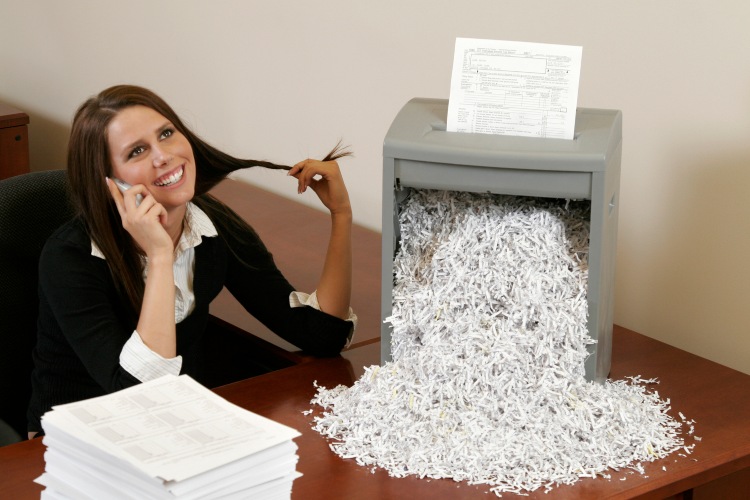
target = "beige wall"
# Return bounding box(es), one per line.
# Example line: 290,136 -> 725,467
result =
1,1 -> 748,374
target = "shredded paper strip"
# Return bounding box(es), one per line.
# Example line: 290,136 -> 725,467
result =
310,190 -> 693,495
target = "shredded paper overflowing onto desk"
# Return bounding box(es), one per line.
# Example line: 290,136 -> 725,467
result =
311,190 -> 696,496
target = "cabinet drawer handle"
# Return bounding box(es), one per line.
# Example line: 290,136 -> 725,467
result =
15,135 -> 22,141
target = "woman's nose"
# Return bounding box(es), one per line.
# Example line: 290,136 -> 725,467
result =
152,146 -> 173,167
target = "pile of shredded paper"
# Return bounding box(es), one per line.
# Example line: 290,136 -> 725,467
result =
310,190 -> 693,495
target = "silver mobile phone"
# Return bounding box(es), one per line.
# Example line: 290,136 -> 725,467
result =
112,178 -> 143,207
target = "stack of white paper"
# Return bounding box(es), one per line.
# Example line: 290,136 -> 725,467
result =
35,374 -> 301,499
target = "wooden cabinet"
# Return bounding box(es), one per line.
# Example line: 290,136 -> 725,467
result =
0,102 -> 30,180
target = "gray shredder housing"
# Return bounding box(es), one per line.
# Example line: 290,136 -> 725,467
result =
381,98 -> 622,382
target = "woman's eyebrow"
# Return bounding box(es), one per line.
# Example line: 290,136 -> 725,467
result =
120,121 -> 172,154
156,121 -> 173,133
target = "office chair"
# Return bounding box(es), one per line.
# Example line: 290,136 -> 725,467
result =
0,170 -> 302,444
0,170 -> 76,442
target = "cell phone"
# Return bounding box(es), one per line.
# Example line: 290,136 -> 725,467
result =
112,178 -> 143,206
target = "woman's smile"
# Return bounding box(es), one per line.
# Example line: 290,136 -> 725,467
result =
154,165 -> 185,187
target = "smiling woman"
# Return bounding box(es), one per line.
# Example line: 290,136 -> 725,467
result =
27,85 -> 356,438
107,105 -> 197,259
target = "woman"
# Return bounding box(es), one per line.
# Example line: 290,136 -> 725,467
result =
27,85 -> 356,437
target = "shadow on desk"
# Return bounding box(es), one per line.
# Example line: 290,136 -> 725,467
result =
201,315 -> 308,388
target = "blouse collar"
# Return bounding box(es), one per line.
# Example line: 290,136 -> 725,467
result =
91,202 -> 217,259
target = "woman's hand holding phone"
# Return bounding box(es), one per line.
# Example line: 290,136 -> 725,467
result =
106,179 -> 178,360
106,178 -> 174,259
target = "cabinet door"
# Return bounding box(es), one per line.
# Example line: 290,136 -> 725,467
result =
0,125 -> 30,180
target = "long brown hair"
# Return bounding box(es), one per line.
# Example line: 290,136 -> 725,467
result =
67,84 -> 350,317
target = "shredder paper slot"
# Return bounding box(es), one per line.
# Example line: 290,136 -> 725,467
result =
395,160 -> 593,200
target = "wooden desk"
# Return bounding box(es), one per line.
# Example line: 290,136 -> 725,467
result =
1,326 -> 748,499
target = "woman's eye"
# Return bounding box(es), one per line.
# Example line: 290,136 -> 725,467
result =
160,128 -> 174,140
128,146 -> 146,159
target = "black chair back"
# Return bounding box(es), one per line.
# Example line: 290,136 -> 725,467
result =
0,170 -> 76,438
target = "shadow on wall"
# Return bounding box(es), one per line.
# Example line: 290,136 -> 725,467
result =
0,95 -> 69,173
642,146 -> 750,372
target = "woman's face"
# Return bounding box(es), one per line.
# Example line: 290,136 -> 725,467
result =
107,105 -> 195,212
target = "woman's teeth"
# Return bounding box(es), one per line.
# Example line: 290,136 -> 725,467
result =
155,167 -> 184,187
